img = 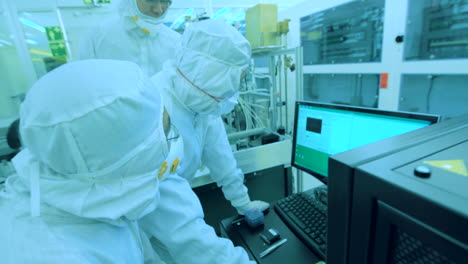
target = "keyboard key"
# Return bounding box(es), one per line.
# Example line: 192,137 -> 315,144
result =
274,192 -> 327,259
286,211 -> 307,229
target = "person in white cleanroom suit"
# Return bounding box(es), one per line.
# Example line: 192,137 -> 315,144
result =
80,0 -> 179,76
0,59 -> 254,264
151,19 -> 271,215
82,0 -> 269,216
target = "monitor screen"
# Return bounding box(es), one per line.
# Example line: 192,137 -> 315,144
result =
292,101 -> 440,183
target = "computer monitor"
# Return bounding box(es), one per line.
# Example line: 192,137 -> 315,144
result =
291,101 -> 440,184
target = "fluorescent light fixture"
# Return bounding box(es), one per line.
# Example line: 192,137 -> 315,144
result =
233,13 -> 245,20
0,39 -> 13,46
212,8 -> 230,19
170,8 -> 193,29
26,39 -> 39,45
20,18 -> 45,33
185,8 -> 194,16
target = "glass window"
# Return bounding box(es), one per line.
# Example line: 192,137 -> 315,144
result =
300,0 -> 385,65
405,0 -> 468,61
0,9 -> 30,118
303,73 -> 380,108
399,74 -> 468,120
18,11 -> 66,78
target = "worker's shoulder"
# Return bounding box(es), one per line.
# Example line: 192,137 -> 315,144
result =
97,16 -> 125,31
202,116 -> 224,130
83,16 -> 123,37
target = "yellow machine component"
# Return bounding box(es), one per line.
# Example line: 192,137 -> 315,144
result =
246,4 -> 280,48
278,19 -> 291,34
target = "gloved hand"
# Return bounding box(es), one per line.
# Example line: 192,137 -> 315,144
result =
236,200 -> 270,215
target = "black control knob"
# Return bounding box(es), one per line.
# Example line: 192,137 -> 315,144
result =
414,165 -> 431,178
395,35 -> 404,43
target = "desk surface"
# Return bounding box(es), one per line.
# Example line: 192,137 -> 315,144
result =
220,209 -> 322,264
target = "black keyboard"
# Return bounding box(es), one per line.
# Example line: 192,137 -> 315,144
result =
274,189 -> 327,260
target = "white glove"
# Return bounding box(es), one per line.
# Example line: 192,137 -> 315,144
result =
236,200 -> 270,215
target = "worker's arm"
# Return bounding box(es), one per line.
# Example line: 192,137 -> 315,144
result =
139,174 -> 255,264
201,117 -> 251,212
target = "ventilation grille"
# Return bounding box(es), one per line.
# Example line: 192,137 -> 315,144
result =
388,228 -> 457,264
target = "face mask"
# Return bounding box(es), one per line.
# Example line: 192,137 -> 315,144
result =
130,0 -> 170,35
132,15 -> 163,36
210,92 -> 239,117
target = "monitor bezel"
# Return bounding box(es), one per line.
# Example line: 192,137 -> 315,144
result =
291,101 -> 440,184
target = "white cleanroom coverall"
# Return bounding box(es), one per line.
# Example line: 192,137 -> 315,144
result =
153,19 -> 270,216
0,59 -> 253,264
80,0 -> 179,76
